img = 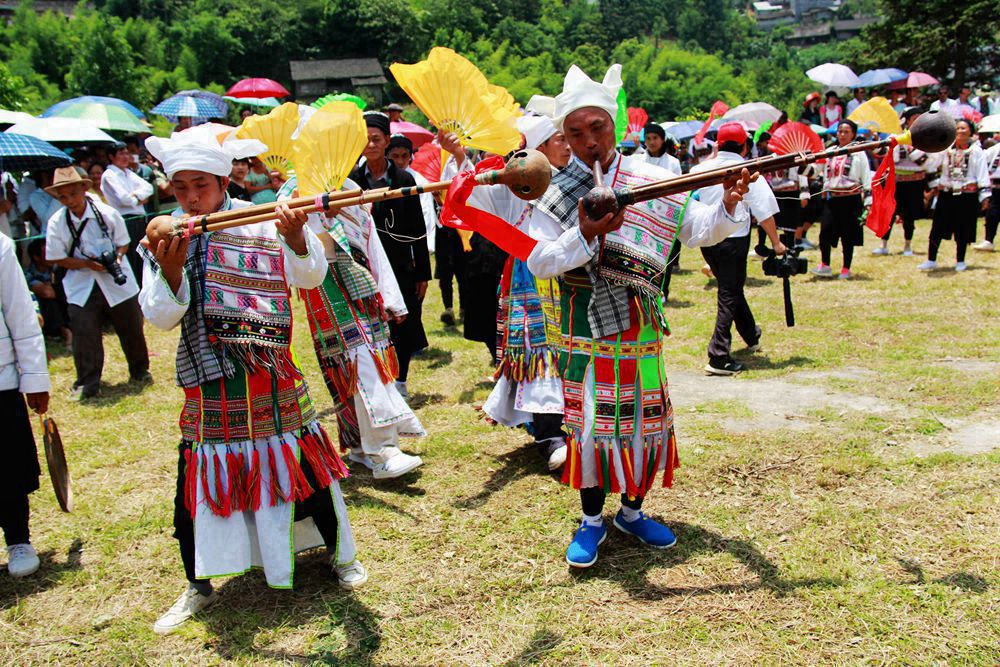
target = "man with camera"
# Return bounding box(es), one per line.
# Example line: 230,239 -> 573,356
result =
691,123 -> 786,376
45,166 -> 150,399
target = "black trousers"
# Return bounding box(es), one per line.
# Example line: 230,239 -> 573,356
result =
661,238 -> 682,302
580,488 -> 643,516
1,493 -> 30,546
929,192 -> 979,262
531,412 -> 565,443
67,288 -> 149,392
984,193 -> 1000,244
173,443 -> 341,584
434,227 -> 466,312
700,234 -> 758,362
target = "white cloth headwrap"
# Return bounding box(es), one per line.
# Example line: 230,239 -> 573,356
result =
145,125 -> 267,178
516,114 -> 558,150
291,104 -> 317,141
540,64 -> 622,132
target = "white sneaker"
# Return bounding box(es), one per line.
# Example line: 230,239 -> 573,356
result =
372,451 -> 422,479
902,247 -> 914,256
955,261 -> 968,272
153,586 -> 218,635
347,450 -> 375,470
6,543 -> 40,578
974,240 -> 994,252
917,260 -> 937,271
394,380 -> 409,400
872,247 -> 889,256
812,264 -> 833,277
547,443 -> 568,471
332,559 -> 369,591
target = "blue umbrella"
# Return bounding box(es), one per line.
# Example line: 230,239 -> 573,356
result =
856,68 -> 908,88
176,90 -> 228,115
0,132 -> 73,171
42,95 -> 145,119
151,94 -> 227,119
667,120 -> 703,142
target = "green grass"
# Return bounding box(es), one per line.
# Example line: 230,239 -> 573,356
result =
1,219 -> 998,665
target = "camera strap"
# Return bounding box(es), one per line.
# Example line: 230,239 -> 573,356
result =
65,200 -> 113,260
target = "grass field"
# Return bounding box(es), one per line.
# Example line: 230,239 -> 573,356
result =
2,221 -> 999,665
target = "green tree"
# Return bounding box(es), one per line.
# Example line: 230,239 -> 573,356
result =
856,0 -> 1000,85
65,14 -> 146,105
0,62 -> 25,109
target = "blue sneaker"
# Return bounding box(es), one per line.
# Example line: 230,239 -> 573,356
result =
613,510 -> 677,549
565,521 -> 607,568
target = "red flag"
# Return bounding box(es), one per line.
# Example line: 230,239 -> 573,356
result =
866,137 -> 897,238
440,157 -> 539,261
694,100 -> 730,146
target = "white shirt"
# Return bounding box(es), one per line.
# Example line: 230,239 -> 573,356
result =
639,150 -> 682,176
407,167 -> 438,252
523,154 -> 747,280
929,144 -> 992,202
690,151 -> 779,238
0,234 -> 50,393
45,199 -> 139,307
985,143 -> 1000,182
930,98 -> 958,113
846,97 -> 865,115
101,164 -> 154,216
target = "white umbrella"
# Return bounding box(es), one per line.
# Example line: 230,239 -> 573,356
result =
978,114 -> 1000,133
5,117 -> 116,143
0,109 -> 34,126
722,102 -> 781,126
806,63 -> 861,88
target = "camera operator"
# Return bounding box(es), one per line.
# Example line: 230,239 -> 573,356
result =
691,123 -> 786,376
44,167 -> 150,400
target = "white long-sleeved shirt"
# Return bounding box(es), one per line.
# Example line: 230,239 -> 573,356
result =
637,150 -> 682,176
691,151 -> 779,238
929,144 -> 992,203
985,143 -> 1000,183
139,200 -> 326,331
407,167 -> 438,252
524,154 -> 747,280
0,234 -> 50,394
101,164 -> 154,217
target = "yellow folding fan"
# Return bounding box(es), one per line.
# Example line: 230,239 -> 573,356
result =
848,97 -> 902,135
292,101 -> 368,196
235,102 -> 300,178
390,47 -> 522,155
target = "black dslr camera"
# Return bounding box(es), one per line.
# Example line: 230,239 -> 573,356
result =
761,231 -> 806,327
96,250 -> 128,286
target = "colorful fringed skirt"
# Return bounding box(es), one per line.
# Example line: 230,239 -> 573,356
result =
179,363 -> 355,588
301,268 -> 425,452
484,257 -> 564,426
558,272 -> 679,497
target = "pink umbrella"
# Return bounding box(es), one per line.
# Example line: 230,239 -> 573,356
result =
391,121 -> 435,148
226,78 -> 290,99
888,72 -> 939,90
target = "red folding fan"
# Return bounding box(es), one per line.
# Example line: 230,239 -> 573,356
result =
411,141 -> 443,183
769,122 -> 825,161
627,107 -> 649,136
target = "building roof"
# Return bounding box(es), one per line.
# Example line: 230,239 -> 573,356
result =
289,59 -> 384,82
351,75 -> 389,86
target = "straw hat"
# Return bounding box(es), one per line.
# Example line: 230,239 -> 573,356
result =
44,166 -> 92,195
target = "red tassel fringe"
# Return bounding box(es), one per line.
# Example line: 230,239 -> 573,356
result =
248,448 -> 262,512
267,445 -> 286,507
281,441 -> 314,502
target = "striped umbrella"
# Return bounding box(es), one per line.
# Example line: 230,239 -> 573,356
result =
152,94 -> 227,119
46,101 -> 148,133
0,132 -> 73,171
43,95 -> 144,119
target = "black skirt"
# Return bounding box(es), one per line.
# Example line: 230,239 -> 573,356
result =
774,193 -> 803,231
931,191 -> 979,243
0,390 -> 41,497
820,194 -> 865,248
894,179 -> 926,223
